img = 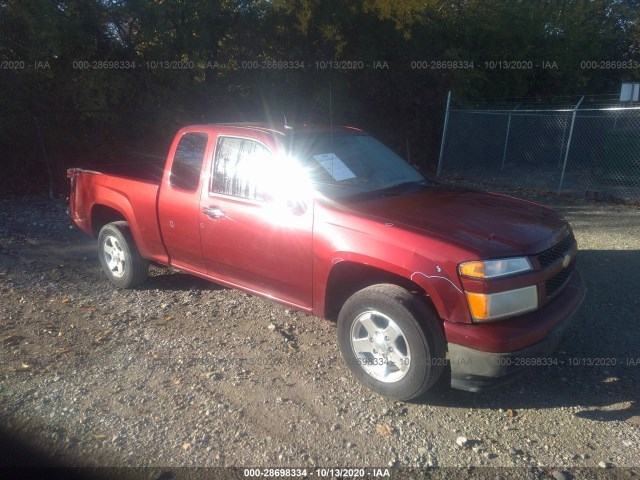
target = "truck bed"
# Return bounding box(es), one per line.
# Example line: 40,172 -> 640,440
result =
68,160 -> 168,264
81,159 -> 166,185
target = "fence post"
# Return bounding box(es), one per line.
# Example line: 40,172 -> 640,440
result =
436,90 -> 452,177
500,104 -> 519,171
557,113 -> 569,168
558,96 -> 584,194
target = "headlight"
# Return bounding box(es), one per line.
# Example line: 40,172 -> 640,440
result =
459,257 -> 532,279
466,286 -> 538,322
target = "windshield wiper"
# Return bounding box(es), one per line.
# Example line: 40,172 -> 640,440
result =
374,180 -> 432,196
338,179 -> 433,202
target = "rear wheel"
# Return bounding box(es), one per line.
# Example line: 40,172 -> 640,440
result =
337,284 -> 446,400
98,221 -> 149,288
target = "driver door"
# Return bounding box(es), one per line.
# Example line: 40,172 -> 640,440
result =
199,135 -> 313,310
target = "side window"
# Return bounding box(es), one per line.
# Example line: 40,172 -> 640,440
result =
211,137 -> 271,200
170,132 -> 208,191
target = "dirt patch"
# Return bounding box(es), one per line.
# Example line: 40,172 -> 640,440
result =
0,194 -> 639,472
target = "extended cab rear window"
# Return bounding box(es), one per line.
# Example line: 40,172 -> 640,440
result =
170,132 -> 208,191
210,136 -> 271,200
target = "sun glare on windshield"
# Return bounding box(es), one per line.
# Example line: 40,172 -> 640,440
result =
286,132 -> 426,199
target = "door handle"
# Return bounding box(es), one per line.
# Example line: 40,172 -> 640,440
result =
203,206 -> 226,220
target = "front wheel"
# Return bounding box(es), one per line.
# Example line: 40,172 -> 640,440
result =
337,284 -> 446,401
98,221 -> 149,288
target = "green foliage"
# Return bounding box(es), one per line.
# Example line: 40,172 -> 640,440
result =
0,0 -> 638,193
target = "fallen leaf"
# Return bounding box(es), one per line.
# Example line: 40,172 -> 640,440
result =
93,434 -> 107,440
163,315 -> 173,322
172,377 -> 181,385
376,424 -> 394,437
61,297 -> 70,304
23,388 -> 37,397
16,363 -> 32,372
182,442 -> 191,451
94,329 -> 113,344
2,335 -> 24,346
507,409 -> 516,417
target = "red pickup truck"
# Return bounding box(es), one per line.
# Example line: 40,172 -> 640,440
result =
68,123 -> 585,400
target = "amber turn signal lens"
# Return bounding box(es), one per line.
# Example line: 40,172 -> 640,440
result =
465,292 -> 489,319
465,286 -> 538,322
459,257 -> 532,279
459,261 -> 486,278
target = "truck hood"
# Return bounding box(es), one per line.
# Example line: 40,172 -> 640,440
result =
342,185 -> 571,257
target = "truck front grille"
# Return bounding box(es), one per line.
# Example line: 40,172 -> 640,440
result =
537,233 -> 575,268
545,263 -> 575,298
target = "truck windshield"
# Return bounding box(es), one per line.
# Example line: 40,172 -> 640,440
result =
286,132 -> 429,199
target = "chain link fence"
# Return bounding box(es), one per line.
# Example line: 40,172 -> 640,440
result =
437,94 -> 640,203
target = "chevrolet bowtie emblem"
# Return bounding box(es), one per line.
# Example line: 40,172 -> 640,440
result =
562,253 -> 572,268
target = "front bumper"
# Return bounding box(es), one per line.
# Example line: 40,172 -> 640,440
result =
448,270 -> 585,392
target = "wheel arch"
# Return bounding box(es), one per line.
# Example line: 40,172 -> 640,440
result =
91,204 -> 128,237
324,261 -> 437,322
91,201 -> 156,259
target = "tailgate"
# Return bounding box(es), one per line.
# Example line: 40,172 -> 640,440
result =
66,168 -> 82,228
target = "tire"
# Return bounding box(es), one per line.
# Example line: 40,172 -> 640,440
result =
337,284 -> 446,401
97,221 -> 149,289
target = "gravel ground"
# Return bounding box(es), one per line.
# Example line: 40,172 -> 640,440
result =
0,190 -> 639,477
